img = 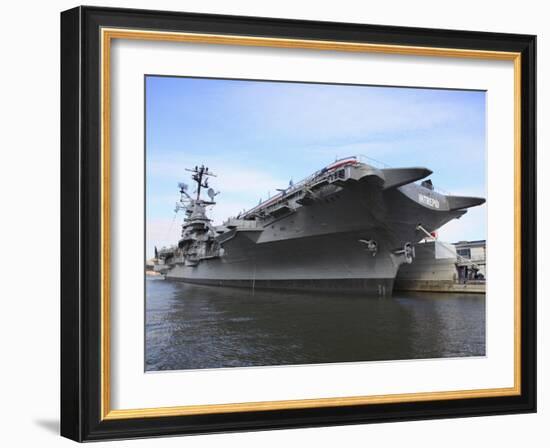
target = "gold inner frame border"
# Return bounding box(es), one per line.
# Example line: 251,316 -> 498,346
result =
99,27 -> 522,421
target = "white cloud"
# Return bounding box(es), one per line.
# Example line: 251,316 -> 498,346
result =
232,84 -> 471,144
146,217 -> 181,257
212,165 -> 288,196
147,152 -> 290,232
437,204 -> 487,243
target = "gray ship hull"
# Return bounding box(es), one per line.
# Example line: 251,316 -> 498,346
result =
165,231 -> 399,294
157,159 -> 485,295
170,276 -> 394,295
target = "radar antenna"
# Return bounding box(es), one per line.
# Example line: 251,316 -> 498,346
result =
207,188 -> 220,201
185,165 -> 217,200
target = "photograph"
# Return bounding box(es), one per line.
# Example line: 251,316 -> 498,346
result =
144,76 -> 488,371
56,4 -> 537,442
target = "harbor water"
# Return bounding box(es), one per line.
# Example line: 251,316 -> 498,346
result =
145,276 -> 485,371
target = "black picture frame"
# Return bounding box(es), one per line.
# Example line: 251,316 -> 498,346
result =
61,5 -> 536,442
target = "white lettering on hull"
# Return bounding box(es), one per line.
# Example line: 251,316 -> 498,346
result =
418,194 -> 440,209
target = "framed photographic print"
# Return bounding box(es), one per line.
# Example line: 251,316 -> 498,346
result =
60,6 -> 536,442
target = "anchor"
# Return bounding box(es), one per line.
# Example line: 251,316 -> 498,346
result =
394,242 -> 415,264
359,239 -> 378,256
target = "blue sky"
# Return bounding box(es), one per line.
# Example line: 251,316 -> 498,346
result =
146,76 -> 486,258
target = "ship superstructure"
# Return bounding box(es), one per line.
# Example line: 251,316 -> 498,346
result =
154,157 -> 485,295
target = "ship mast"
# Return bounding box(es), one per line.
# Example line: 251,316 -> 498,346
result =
185,165 -> 216,200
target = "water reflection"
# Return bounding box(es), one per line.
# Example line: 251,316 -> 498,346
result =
145,277 -> 485,371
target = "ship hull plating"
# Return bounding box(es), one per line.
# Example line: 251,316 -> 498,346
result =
157,160 -> 485,295
169,276 -> 394,295
165,230 -> 405,294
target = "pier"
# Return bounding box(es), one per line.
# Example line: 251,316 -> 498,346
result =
395,239 -> 486,294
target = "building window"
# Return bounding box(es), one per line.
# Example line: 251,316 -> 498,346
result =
457,248 -> 471,258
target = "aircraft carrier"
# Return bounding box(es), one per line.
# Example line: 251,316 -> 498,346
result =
153,157 -> 485,295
